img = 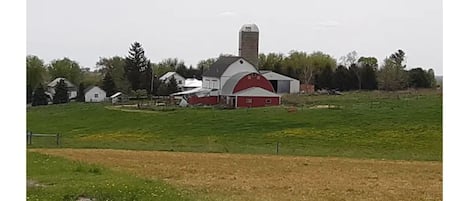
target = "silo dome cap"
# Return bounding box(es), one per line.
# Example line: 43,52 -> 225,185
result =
240,24 -> 259,32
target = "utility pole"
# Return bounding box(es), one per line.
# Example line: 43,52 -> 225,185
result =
150,67 -> 154,102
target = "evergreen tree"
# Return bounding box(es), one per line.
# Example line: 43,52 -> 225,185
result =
32,83 -> 48,106
125,42 -> 150,91
333,65 -> 351,91
27,84 -> 33,104
315,66 -> 334,90
76,83 -> 85,102
156,83 -> 168,96
360,64 -> 378,90
166,77 -> 180,95
53,79 -> 69,104
102,72 -> 117,97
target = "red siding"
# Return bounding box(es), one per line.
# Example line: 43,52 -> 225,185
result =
233,73 -> 275,93
237,96 -> 280,108
188,96 -> 219,105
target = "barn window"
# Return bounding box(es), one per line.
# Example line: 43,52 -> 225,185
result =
248,76 -> 251,79
257,76 -> 260,80
265,99 -> 272,104
246,98 -> 252,104
240,60 -> 244,64
94,94 -> 98,98
178,80 -> 182,84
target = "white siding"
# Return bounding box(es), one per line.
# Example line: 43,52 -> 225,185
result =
290,80 -> 300,93
220,58 -> 257,88
202,76 -> 220,90
85,87 -> 107,102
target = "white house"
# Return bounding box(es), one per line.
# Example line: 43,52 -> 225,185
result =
159,72 -> 185,89
47,77 -> 77,99
84,86 -> 107,102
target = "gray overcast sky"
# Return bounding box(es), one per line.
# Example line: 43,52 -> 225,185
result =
27,0 -> 442,75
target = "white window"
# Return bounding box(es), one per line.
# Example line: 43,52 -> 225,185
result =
94,94 -> 99,98
212,80 -> 218,89
178,80 -> 182,84
265,99 -> 272,104
246,98 -> 252,104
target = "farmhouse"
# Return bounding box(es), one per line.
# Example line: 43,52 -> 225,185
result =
47,77 -> 77,99
159,72 -> 185,89
84,86 -> 106,102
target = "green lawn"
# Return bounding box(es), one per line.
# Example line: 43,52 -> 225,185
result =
27,152 -> 193,201
26,90 -> 442,161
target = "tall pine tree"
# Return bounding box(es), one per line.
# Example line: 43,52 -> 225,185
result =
76,83 -> 85,102
32,83 -> 48,106
125,42 -> 151,91
102,72 -> 117,97
53,79 -> 69,104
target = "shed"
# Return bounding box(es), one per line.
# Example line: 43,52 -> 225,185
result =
259,70 -> 300,94
110,92 -> 128,104
84,86 -> 106,102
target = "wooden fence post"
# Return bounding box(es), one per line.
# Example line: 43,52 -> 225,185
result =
28,131 -> 32,145
56,133 -> 60,146
276,142 -> 279,155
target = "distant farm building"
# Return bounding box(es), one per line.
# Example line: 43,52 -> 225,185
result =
183,78 -> 202,91
84,86 -> 106,102
47,77 -> 77,100
173,24 -> 300,108
159,72 -> 185,89
110,92 -> 128,104
260,70 -> 300,94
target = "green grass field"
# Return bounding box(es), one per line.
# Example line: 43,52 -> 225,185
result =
26,90 -> 442,161
27,152 -> 193,201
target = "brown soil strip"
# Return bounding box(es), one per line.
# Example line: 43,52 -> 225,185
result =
30,149 -> 442,201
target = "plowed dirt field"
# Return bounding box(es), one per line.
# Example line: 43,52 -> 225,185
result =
31,149 -> 441,201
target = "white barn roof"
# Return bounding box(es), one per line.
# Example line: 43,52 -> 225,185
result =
260,71 -> 298,81
221,71 -> 253,95
233,87 -> 280,97
184,78 -> 202,88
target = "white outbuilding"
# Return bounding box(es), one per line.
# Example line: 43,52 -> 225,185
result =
84,86 -> 107,102
259,70 -> 300,94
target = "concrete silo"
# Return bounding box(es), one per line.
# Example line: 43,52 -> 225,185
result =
238,24 -> 259,68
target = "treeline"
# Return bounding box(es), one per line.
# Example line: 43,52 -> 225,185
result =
27,42 -> 438,105
258,50 -> 437,91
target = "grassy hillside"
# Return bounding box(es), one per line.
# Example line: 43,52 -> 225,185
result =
26,90 -> 442,161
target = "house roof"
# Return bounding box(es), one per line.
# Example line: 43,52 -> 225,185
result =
221,71 -> 254,95
47,77 -> 76,88
84,86 -> 105,94
203,56 -> 256,78
110,92 -> 123,98
159,72 -> 184,81
233,87 -> 280,97
260,71 -> 298,81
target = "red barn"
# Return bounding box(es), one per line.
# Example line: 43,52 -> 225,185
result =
185,56 -> 280,108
